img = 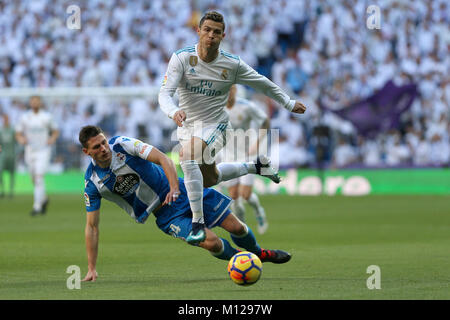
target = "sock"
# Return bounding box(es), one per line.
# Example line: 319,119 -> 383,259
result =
230,224 -> 262,256
211,238 -> 239,260
231,197 -> 246,222
216,162 -> 256,184
33,175 -> 46,211
180,160 -> 204,224
247,192 -> 262,217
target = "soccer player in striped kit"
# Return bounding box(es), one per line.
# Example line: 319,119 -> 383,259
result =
79,126 -> 291,282
159,11 -> 306,244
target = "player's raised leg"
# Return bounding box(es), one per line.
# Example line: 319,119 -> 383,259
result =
201,154 -> 280,188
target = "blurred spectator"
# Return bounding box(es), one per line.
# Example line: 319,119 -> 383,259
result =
356,136 -> 380,167
384,131 -> 412,166
332,137 -> 357,168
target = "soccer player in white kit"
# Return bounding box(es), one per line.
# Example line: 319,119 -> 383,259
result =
159,11 -> 306,244
220,85 -> 270,234
16,96 -> 59,216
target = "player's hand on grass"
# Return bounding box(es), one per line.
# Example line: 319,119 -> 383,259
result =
173,110 -> 186,127
292,101 -> 307,114
164,188 -> 181,206
82,269 -> 98,282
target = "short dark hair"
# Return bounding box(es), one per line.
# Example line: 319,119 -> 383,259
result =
79,125 -> 104,148
199,11 -> 225,32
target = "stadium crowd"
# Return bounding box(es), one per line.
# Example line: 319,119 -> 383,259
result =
0,0 -> 448,171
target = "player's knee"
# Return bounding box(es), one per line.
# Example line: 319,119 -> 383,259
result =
181,139 -> 205,162
202,171 -> 219,188
241,192 -> 251,201
240,187 -> 252,200
228,188 -> 239,200
230,219 -> 247,236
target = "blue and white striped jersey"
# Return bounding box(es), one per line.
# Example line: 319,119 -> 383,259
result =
83,135 -> 190,224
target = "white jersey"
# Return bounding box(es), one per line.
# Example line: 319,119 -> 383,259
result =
226,97 -> 267,131
159,44 -> 294,127
222,97 -> 268,163
16,110 -> 58,152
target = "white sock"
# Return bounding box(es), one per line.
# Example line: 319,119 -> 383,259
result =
231,197 -> 246,222
216,162 -> 256,184
33,175 -> 46,211
180,160 -> 204,224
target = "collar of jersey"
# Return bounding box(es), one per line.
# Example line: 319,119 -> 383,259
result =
195,44 -> 220,65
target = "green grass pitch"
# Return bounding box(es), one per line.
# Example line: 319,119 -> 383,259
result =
0,194 -> 449,300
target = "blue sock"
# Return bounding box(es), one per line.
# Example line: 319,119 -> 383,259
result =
211,238 -> 239,260
230,225 -> 262,256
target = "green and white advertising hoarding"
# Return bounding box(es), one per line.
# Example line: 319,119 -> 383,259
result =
4,168 -> 449,195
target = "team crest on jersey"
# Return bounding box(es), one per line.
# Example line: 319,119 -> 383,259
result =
162,74 -> 167,86
221,69 -> 228,80
189,56 -> 198,67
116,152 -> 125,162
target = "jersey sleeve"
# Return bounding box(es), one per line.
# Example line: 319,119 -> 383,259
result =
235,59 -> 295,111
84,179 -> 101,212
116,136 -> 154,160
158,53 -> 184,119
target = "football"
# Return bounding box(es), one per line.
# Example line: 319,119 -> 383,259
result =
227,251 -> 262,286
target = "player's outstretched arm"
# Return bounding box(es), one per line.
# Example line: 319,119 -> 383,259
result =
146,148 -> 181,206
82,210 -> 100,282
236,60 -> 307,114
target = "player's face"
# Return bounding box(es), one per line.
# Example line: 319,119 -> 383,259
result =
29,97 -> 42,112
197,20 -> 225,50
83,134 -> 112,167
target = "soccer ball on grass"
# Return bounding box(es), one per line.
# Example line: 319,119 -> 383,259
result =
227,251 -> 262,286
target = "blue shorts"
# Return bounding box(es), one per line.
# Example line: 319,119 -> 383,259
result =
154,187 -> 232,242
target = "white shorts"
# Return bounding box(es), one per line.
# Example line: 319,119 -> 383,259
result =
177,121 -> 232,164
25,148 -> 50,175
221,174 -> 255,188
